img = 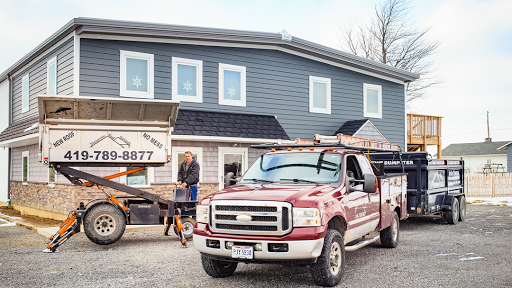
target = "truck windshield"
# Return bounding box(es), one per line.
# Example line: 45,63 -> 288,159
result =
240,152 -> 342,184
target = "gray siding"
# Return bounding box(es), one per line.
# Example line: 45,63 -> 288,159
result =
12,38 -> 74,124
80,39 -> 406,148
12,144 -> 48,183
508,146 -> 512,173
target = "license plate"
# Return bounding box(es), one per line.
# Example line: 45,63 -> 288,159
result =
232,246 -> 253,259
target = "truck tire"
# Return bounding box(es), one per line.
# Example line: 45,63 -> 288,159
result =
380,211 -> 399,248
446,197 -> 459,225
84,203 -> 126,245
310,229 -> 345,287
173,217 -> 196,239
201,255 -> 238,278
459,196 -> 466,222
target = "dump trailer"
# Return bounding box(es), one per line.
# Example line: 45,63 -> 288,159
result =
40,95 -> 196,252
369,152 -> 466,224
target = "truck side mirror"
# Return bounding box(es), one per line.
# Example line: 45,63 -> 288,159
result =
363,174 -> 377,193
224,172 -> 236,188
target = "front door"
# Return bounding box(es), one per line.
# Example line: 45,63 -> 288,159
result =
218,147 -> 248,189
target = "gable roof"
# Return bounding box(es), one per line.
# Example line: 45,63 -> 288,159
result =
497,141 -> 512,150
174,109 -> 289,140
0,17 -> 419,83
333,119 -> 368,136
442,141 -> 510,156
0,116 -> 39,143
332,119 -> 388,142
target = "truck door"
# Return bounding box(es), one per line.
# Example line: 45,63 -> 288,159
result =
344,155 -> 373,237
356,154 -> 380,230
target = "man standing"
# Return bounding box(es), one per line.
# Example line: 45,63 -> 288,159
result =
177,151 -> 200,201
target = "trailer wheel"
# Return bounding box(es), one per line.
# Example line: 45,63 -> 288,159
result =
459,196 -> 466,222
201,255 -> 238,278
173,217 -> 196,239
310,229 -> 345,287
446,197 -> 459,225
380,211 -> 399,248
84,204 -> 126,245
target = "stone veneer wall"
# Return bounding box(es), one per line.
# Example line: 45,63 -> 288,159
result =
10,181 -> 219,214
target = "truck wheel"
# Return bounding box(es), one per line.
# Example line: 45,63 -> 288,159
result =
201,255 -> 238,278
173,217 -> 196,239
459,196 -> 466,222
446,197 -> 459,225
84,204 -> 126,245
380,211 -> 399,248
310,229 -> 345,287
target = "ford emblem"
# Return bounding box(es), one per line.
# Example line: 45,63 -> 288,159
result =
236,215 -> 252,222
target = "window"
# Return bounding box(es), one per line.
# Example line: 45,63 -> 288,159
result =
47,57 -> 57,95
363,83 -> 382,118
22,74 -> 29,113
172,147 -> 203,183
218,63 -> 246,107
22,151 -> 29,185
309,76 -> 331,114
48,166 -> 55,187
120,50 -> 154,99
172,57 -> 202,103
120,167 -> 154,188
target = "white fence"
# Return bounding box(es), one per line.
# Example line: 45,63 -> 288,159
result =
465,173 -> 512,197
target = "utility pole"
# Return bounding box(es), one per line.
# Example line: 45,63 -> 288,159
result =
485,111 -> 491,142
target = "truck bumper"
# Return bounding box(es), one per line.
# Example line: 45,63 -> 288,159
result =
193,234 -> 324,261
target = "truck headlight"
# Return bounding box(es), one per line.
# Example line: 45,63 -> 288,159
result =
292,208 -> 321,227
196,205 -> 209,224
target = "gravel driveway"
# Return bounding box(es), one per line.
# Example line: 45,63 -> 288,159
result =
1,204 -> 511,288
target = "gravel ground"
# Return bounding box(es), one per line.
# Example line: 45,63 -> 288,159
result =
1,204 -> 511,288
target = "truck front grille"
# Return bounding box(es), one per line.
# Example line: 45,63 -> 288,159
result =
210,200 -> 292,236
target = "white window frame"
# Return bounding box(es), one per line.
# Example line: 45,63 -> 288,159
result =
363,83 -> 383,118
48,166 -> 55,187
172,57 -> 203,103
218,63 -> 246,107
120,50 -> 154,99
22,151 -> 29,185
218,147 -> 248,189
171,147 -> 204,183
46,56 -> 57,95
120,167 -> 154,188
309,76 -> 331,114
22,74 -> 29,113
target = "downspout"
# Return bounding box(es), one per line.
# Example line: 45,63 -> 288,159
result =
7,74 -> 12,204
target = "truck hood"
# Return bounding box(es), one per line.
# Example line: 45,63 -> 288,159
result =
208,183 -> 336,207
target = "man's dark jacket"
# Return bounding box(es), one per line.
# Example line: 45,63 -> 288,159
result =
178,158 -> 200,185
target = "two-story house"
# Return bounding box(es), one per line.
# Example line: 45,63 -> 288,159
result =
0,18 -> 418,218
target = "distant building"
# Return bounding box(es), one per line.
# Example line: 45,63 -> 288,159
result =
497,142 -> 512,173
441,140 -> 509,173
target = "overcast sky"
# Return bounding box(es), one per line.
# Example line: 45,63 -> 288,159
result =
1,0 -> 510,151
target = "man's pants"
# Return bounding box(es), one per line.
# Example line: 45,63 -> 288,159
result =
187,185 -> 198,201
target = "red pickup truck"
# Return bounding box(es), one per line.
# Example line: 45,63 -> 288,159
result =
193,143 -> 407,286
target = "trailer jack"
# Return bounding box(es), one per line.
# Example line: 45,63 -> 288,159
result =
43,211 -> 79,253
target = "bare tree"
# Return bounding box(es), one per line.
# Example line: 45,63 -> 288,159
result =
339,0 -> 443,103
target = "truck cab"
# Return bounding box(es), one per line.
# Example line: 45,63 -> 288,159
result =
194,143 -> 407,287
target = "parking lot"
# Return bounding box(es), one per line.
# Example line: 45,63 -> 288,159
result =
1,204 -> 511,288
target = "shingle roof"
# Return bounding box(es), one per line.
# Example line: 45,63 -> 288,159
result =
441,141 -> 510,156
332,119 -> 368,136
0,116 -> 39,143
173,109 -> 289,140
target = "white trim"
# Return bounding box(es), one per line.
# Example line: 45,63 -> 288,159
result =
363,83 -> 382,119
22,150 -> 29,184
218,63 -> 246,107
497,142 -> 512,150
172,57 -> 203,103
0,133 -> 38,148
171,134 -> 278,144
119,167 -> 154,188
11,32 -> 74,79
309,76 -> 331,114
73,31 -> 80,96
22,74 -> 29,113
46,56 -> 57,95
120,50 -> 154,99
404,84 -> 407,151
80,33 -> 408,84
171,147 -> 203,183
218,147 -> 248,189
